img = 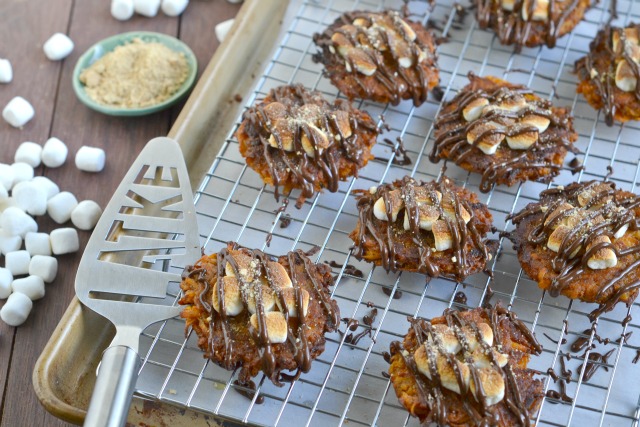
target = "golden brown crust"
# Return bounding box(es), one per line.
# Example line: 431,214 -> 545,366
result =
430,73 -> 578,193
236,84 -> 378,208
179,243 -> 340,385
313,10 -> 439,106
389,307 -> 544,427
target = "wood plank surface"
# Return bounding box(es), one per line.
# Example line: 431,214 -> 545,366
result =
0,0 -> 241,425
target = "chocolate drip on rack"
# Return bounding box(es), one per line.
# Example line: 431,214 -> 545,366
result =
352,176 -> 490,281
508,180 -> 640,319
389,305 -> 541,426
476,0 -> 583,52
575,24 -> 640,126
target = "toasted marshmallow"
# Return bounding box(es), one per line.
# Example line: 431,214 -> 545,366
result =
429,324 -> 462,354
442,196 -> 472,224
615,60 -> 638,92
495,94 -> 528,112
414,344 -> 471,395
344,47 -> 377,76
547,225 -> 571,253
520,114 -> 550,133
373,190 -> 404,222
470,367 -> 506,407
544,202 -> 574,227
394,16 -> 417,42
614,223 -> 629,239
277,287 -> 310,318
247,285 -> 276,314
212,276 -> 244,316
464,322 -> 494,351
332,110 -> 353,139
403,204 -> 440,231
612,27 -> 640,54
266,261 -> 293,288
250,312 -> 288,344
225,251 -> 256,281
522,0 -> 549,22
462,97 -> 489,122
506,128 -> 538,150
586,235 -> 617,269
467,121 -> 505,155
433,220 -> 453,251
501,0 -> 515,11
471,347 -> 509,369
331,32 -> 353,57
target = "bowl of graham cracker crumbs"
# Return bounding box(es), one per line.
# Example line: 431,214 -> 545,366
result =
73,31 -> 197,116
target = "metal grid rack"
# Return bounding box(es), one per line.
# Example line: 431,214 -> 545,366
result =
134,0 -> 640,425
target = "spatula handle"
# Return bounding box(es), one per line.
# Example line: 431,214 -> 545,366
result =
84,345 -> 141,427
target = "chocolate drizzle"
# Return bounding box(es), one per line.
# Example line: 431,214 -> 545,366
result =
389,305 -> 542,426
575,23 -> 640,126
509,180 -> 640,319
579,349 -> 615,381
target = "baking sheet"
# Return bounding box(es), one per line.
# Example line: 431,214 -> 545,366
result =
133,0 -> 640,426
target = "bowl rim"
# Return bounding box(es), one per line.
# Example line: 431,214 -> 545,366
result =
72,31 -> 198,117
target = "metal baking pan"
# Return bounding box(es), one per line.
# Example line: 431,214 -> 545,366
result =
35,0 -> 640,426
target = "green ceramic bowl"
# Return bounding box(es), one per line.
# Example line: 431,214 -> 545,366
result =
72,31 -> 197,116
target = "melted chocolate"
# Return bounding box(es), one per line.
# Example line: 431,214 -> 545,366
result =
579,349 -> 615,381
633,350 -> 640,364
233,380 -> 264,404
325,260 -> 364,278
384,137 -> 412,166
545,379 -> 573,403
352,176 -> 491,281
575,24 -> 640,126
382,286 -> 403,299
279,214 -> 292,229
543,333 -> 567,345
345,308 -> 378,345
453,290 -> 467,305
508,180 -> 640,320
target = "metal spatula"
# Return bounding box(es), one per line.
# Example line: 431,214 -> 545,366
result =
75,137 -> 200,427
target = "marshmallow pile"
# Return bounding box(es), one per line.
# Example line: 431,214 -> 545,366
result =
0,140 -> 104,327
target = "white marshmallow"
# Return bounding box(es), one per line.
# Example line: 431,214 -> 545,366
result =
0,229 -> 22,255
161,0 -> 188,16
0,268 -> 13,299
12,181 -> 48,216
134,0 -> 161,17
5,250 -> 31,276
0,184 -> 7,200
50,227 -> 79,255
215,19 -> 235,43
111,0 -> 135,20
2,96 -> 35,128
10,162 -> 34,185
43,33 -> 74,61
71,200 -> 102,230
25,232 -> 51,256
1,207 -> 37,237
0,292 -> 33,326
47,191 -> 78,224
41,137 -> 68,168
75,146 -> 106,172
29,255 -> 58,283
31,176 -> 60,199
0,198 -> 18,215
0,58 -> 12,84
0,164 -> 15,190
14,142 -> 42,167
12,276 -> 45,300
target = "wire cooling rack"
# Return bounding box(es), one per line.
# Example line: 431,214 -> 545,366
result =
133,0 -> 640,426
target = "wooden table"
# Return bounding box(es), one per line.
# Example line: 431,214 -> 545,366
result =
0,1 -> 241,425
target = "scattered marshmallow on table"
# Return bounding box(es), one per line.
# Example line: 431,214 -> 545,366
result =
50,227 -> 79,255
31,176 -> 60,200
75,146 -> 106,172
134,0 -> 161,17
215,18 -> 235,43
1,207 -> 37,237
29,255 -> 58,283
12,276 -> 45,300
71,200 -> 102,230
25,232 -> 51,256
42,137 -> 68,168
43,33 -> 74,61
15,141 -> 43,167
47,191 -> 78,224
112,0 -> 135,20
0,230 -> 22,255
0,292 -> 33,326
0,268 -> 13,299
10,162 -> 34,185
13,181 -> 48,216
5,250 -> 31,276
0,164 -> 15,190
161,0 -> 188,16
2,96 -> 35,128
0,58 -> 12,84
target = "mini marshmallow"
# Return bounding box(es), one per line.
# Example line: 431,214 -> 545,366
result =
10,162 -> 34,185
12,181 -> 48,216
161,0 -> 188,16
2,96 -> 35,128
47,191 -> 78,224
5,250 -> 31,276
0,58 -> 12,84
0,164 -> 15,190
75,146 -> 106,172
50,227 -> 79,255
12,276 -> 45,300
41,137 -> 68,168
25,232 -> 51,256
29,255 -> 58,283
215,19 -> 235,43
15,141 -> 43,167
112,0 -> 135,20
0,292 -> 33,326
1,207 -> 37,237
71,200 -> 102,230
0,268 -> 12,299
0,198 -> 18,215
134,0 -> 161,17
43,33 -> 74,61
31,176 -> 60,199
0,229 -> 22,255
